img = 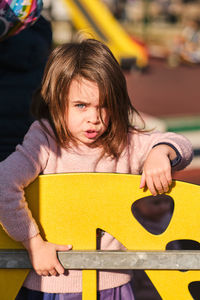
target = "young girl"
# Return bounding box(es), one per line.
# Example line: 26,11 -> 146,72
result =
0,38 -> 193,300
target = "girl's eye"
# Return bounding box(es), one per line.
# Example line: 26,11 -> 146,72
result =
76,103 -> 86,109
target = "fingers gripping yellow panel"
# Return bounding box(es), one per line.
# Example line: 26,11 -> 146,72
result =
0,173 -> 200,299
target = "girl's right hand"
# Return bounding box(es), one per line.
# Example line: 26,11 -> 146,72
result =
22,234 -> 72,276
140,144 -> 175,196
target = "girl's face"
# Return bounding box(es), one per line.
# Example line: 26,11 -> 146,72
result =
66,77 -> 109,146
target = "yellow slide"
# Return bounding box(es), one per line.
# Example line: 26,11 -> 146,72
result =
62,0 -> 148,69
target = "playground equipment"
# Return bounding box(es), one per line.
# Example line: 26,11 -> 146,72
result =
61,0 -> 148,70
0,0 -> 43,40
0,173 -> 200,299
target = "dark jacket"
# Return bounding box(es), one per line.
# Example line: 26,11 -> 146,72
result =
0,16 -> 52,161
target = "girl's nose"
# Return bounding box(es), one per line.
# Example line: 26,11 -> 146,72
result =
88,108 -> 100,124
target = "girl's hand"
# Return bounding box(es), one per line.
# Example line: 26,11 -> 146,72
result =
22,234 -> 72,276
140,144 -> 176,196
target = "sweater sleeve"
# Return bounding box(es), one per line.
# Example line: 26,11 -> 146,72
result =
129,130 -> 194,174
0,121 -> 50,241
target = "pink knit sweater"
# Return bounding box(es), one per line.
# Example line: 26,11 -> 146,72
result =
0,120 -> 193,293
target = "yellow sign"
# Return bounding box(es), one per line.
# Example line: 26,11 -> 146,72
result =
0,173 -> 199,299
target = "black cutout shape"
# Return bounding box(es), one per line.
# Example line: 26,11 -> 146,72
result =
166,239 -> 200,250
96,228 -> 105,250
166,240 -> 200,272
131,194 -> 174,235
189,282 -> 200,300
132,270 -> 162,300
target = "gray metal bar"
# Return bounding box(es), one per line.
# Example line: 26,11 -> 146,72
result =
1,250 -> 200,270
0,250 -> 31,269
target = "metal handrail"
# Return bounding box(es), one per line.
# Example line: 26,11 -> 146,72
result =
1,250 -> 200,270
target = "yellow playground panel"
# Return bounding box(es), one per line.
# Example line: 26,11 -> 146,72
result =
62,0 -> 148,69
0,173 -> 200,299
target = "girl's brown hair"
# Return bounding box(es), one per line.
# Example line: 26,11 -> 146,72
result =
31,38 -> 143,158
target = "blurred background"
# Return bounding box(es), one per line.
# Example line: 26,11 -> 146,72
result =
41,0 -> 200,185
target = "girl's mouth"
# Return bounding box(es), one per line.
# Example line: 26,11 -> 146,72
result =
85,130 -> 98,139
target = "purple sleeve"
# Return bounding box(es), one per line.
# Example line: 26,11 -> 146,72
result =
129,130 -> 193,174
0,121 -> 50,241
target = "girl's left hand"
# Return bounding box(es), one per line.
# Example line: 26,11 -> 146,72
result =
140,145 -> 176,196
23,234 -> 72,276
